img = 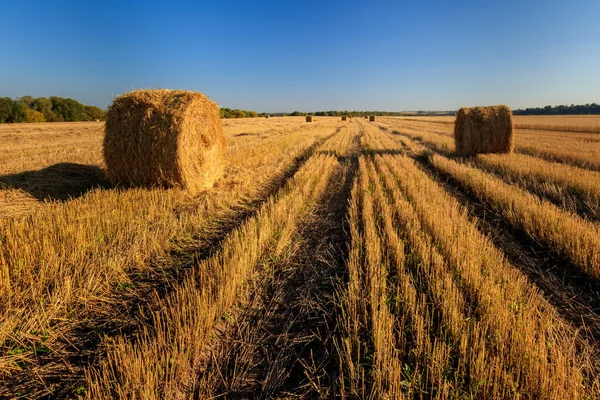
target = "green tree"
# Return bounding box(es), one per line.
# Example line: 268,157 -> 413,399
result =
10,101 -> 28,123
64,98 -> 87,121
24,108 -> 46,123
50,97 -> 87,121
84,105 -> 106,121
231,109 -> 246,118
32,97 -> 57,121
514,103 -> 600,115
50,97 -> 67,120
18,95 -> 36,109
0,97 -> 12,123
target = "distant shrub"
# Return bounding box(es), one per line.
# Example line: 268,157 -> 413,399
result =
24,108 -> 46,123
85,105 -> 106,121
220,107 -> 261,119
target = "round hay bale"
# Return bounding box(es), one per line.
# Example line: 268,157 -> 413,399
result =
103,89 -> 225,192
341,115 -> 347,121
454,105 -> 514,156
265,115 -> 270,119
306,115 -> 313,122
369,115 -> 375,122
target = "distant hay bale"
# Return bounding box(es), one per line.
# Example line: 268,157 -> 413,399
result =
369,116 -> 375,121
265,115 -> 270,118
103,89 -> 226,192
364,116 -> 368,119
306,115 -> 313,122
454,105 -> 514,156
341,115 -> 347,121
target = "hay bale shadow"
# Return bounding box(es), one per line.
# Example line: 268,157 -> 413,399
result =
0,163 -> 111,201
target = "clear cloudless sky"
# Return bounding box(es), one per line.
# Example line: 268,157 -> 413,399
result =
1,0 -> 599,112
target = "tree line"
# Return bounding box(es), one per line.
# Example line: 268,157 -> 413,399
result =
223,109 -> 450,118
291,110 -> 434,117
0,100 -> 269,123
0,96 -> 106,123
4,96 -> 598,123
513,103 -> 600,115
220,108 -> 262,118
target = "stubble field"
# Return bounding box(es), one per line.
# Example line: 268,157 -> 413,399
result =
1,115 -> 600,399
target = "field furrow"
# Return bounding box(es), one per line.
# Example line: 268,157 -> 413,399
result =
420,150 -> 600,350
338,122 -> 599,398
4,116 -> 600,399
472,153 -> 600,221
0,119 -> 342,398
428,153 -> 600,278
195,131 -> 357,398
384,125 -> 600,222
84,126 -> 351,399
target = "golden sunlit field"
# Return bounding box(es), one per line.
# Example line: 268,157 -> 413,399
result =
2,115 -> 600,399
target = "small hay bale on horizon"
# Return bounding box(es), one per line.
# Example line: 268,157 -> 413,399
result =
341,115 -> 347,121
306,115 -> 313,122
369,115 -> 375,121
103,89 -> 226,193
265,115 -> 270,118
454,105 -> 514,156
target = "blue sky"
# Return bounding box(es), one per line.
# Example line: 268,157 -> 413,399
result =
1,0 -> 599,112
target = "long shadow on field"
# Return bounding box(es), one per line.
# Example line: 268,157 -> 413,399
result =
385,127 -> 600,355
0,163 -> 111,201
319,148 -> 404,157
414,153 -> 600,369
195,155 -> 357,399
195,129 -> 362,399
0,132 -> 337,400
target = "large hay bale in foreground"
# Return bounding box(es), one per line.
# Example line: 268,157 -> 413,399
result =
369,115 -> 375,121
103,89 -> 225,192
306,115 -> 313,122
454,105 -> 514,156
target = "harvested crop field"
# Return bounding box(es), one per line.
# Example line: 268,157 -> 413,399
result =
2,115 -> 600,399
